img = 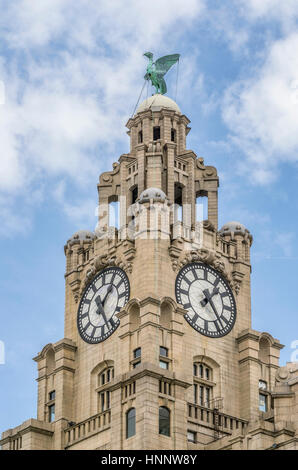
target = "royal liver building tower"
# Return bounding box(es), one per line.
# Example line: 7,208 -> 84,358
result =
1,93 -> 297,451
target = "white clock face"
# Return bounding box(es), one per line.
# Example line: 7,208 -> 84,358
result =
175,263 -> 236,338
77,267 -> 130,344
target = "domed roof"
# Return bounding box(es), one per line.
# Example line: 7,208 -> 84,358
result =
139,187 -> 167,203
136,94 -> 181,115
67,230 -> 96,245
219,221 -> 252,241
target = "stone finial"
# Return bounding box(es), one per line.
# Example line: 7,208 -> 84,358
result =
219,221 -> 253,243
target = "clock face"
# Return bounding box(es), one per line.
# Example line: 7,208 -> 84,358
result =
175,263 -> 236,338
77,267 -> 130,344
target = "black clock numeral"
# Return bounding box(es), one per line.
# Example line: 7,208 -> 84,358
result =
223,305 -> 232,312
118,292 -> 126,299
192,313 -> 199,323
90,326 -> 97,338
183,302 -> 191,309
91,284 -> 97,294
179,289 -> 189,296
221,314 -> 229,325
220,292 -> 229,298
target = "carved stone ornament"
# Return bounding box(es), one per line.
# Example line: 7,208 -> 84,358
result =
169,247 -> 239,294
80,247 -> 135,300
100,162 -> 120,184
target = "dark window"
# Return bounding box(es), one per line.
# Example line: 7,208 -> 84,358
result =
259,393 -> 267,412
159,407 -> 170,437
194,384 -> 197,404
49,390 -> 55,401
206,387 -> 210,408
153,126 -> 160,140
106,391 -> 110,409
126,408 -> 136,438
101,392 -> 105,412
205,367 -> 210,380
133,361 -> 141,369
171,128 -> 176,142
199,386 -> 204,406
134,348 -> 141,359
107,369 -> 111,382
101,373 -> 105,385
131,186 -> 138,204
160,346 -> 168,357
49,404 -> 55,423
199,364 -> 204,378
138,130 -> 143,143
193,364 -> 197,376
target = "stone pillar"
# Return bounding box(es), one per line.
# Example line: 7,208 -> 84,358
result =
146,152 -> 163,189
208,190 -> 218,230
237,330 -> 261,421
166,143 -> 176,203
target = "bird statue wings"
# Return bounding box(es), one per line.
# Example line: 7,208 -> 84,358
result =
144,52 -> 180,95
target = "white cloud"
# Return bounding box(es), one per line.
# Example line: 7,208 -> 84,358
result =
222,33 -> 298,184
0,0 -> 204,236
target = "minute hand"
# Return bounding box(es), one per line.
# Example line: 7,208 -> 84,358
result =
202,289 -> 223,328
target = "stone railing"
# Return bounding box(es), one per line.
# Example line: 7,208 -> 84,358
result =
64,409 -> 111,448
187,403 -> 248,434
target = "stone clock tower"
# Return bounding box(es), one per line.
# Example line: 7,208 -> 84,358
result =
1,94 -> 297,450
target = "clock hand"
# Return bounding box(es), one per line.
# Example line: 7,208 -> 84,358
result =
200,287 -> 219,307
202,288 -> 224,328
101,284 -> 113,306
94,295 -> 109,323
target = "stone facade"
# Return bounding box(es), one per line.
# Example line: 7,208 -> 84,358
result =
1,94 -> 297,450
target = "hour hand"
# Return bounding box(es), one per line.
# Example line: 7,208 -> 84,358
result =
94,295 -> 108,323
200,287 -> 219,306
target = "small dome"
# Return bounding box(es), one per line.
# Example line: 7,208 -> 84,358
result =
67,230 -> 96,245
219,221 -> 252,241
139,187 -> 167,203
136,94 -> 181,115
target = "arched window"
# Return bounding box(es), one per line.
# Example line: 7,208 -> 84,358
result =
193,362 -> 213,408
153,126 -> 160,140
174,183 -> 183,222
109,200 -> 119,229
259,337 -> 270,364
46,348 -> 55,375
196,193 -> 208,222
97,366 -> 114,412
126,408 -> 136,438
159,406 -> 170,436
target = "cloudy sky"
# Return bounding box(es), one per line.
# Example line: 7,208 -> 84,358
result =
1,0 -> 298,432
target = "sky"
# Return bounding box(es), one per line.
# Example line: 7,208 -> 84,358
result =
1,0 -> 298,432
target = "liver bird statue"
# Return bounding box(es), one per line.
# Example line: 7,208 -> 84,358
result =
144,52 -> 180,95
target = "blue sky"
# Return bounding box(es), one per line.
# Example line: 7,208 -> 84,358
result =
1,0 -> 298,432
